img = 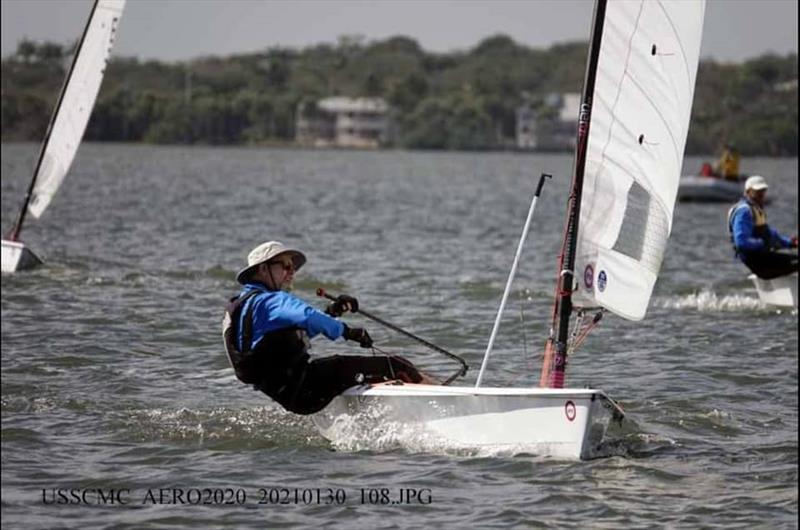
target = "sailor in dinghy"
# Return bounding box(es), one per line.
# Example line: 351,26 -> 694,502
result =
727,176 -> 798,308
222,241 -> 438,415
727,175 -> 798,280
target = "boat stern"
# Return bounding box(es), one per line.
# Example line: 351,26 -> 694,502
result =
749,273 -> 798,308
1,240 -> 43,273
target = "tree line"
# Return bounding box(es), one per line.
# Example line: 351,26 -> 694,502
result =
1,35 -> 797,155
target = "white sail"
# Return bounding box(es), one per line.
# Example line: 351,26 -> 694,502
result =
573,0 -> 705,320
26,0 -> 125,219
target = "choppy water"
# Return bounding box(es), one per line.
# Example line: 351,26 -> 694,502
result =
2,143 -> 797,529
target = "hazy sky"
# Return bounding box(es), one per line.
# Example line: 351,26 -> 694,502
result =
1,0 -> 798,63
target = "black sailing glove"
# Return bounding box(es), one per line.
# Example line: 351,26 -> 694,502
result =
343,325 -> 373,348
325,294 -> 359,317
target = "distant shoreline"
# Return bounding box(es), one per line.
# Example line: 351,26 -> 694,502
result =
2,141 -> 799,161
3,37 -> 796,157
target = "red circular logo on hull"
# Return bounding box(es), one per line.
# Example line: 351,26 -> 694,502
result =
565,400 -> 576,422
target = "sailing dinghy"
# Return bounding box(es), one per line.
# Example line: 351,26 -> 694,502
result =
1,0 -> 125,274
314,0 -> 706,459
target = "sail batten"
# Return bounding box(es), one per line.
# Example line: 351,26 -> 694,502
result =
572,0 -> 706,321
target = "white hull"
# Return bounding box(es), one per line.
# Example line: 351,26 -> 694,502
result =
1,240 -> 43,273
313,383 -> 626,460
678,175 -> 743,203
749,273 -> 798,308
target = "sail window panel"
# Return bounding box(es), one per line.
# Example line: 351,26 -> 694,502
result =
610,181 -> 669,273
611,181 -> 649,261
581,149 -> 670,276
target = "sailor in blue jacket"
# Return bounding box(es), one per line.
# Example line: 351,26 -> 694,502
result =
727,176 -> 798,279
223,241 -> 436,415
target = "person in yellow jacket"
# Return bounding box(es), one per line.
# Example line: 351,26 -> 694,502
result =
714,143 -> 741,180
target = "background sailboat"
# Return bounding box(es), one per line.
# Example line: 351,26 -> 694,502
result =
314,0 -> 706,459
1,0 -> 125,274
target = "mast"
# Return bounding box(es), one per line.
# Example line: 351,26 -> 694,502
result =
6,0 -> 100,242
550,0 -> 607,388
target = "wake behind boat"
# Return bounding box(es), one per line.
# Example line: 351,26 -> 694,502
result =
313,0 -> 706,459
1,0 -> 125,273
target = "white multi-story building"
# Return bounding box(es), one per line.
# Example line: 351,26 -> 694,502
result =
515,93 -> 581,151
296,97 -> 389,148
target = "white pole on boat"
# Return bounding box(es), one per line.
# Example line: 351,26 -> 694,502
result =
475,174 -> 550,388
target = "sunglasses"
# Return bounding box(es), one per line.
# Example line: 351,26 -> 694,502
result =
268,258 -> 295,271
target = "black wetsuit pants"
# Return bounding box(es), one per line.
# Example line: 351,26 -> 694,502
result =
741,250 -> 799,280
258,355 -> 423,416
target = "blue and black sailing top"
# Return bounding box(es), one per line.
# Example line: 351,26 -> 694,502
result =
236,283 -> 345,352
728,197 -> 792,257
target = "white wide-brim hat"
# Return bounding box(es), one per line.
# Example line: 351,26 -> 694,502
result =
744,175 -> 768,191
236,241 -> 306,284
